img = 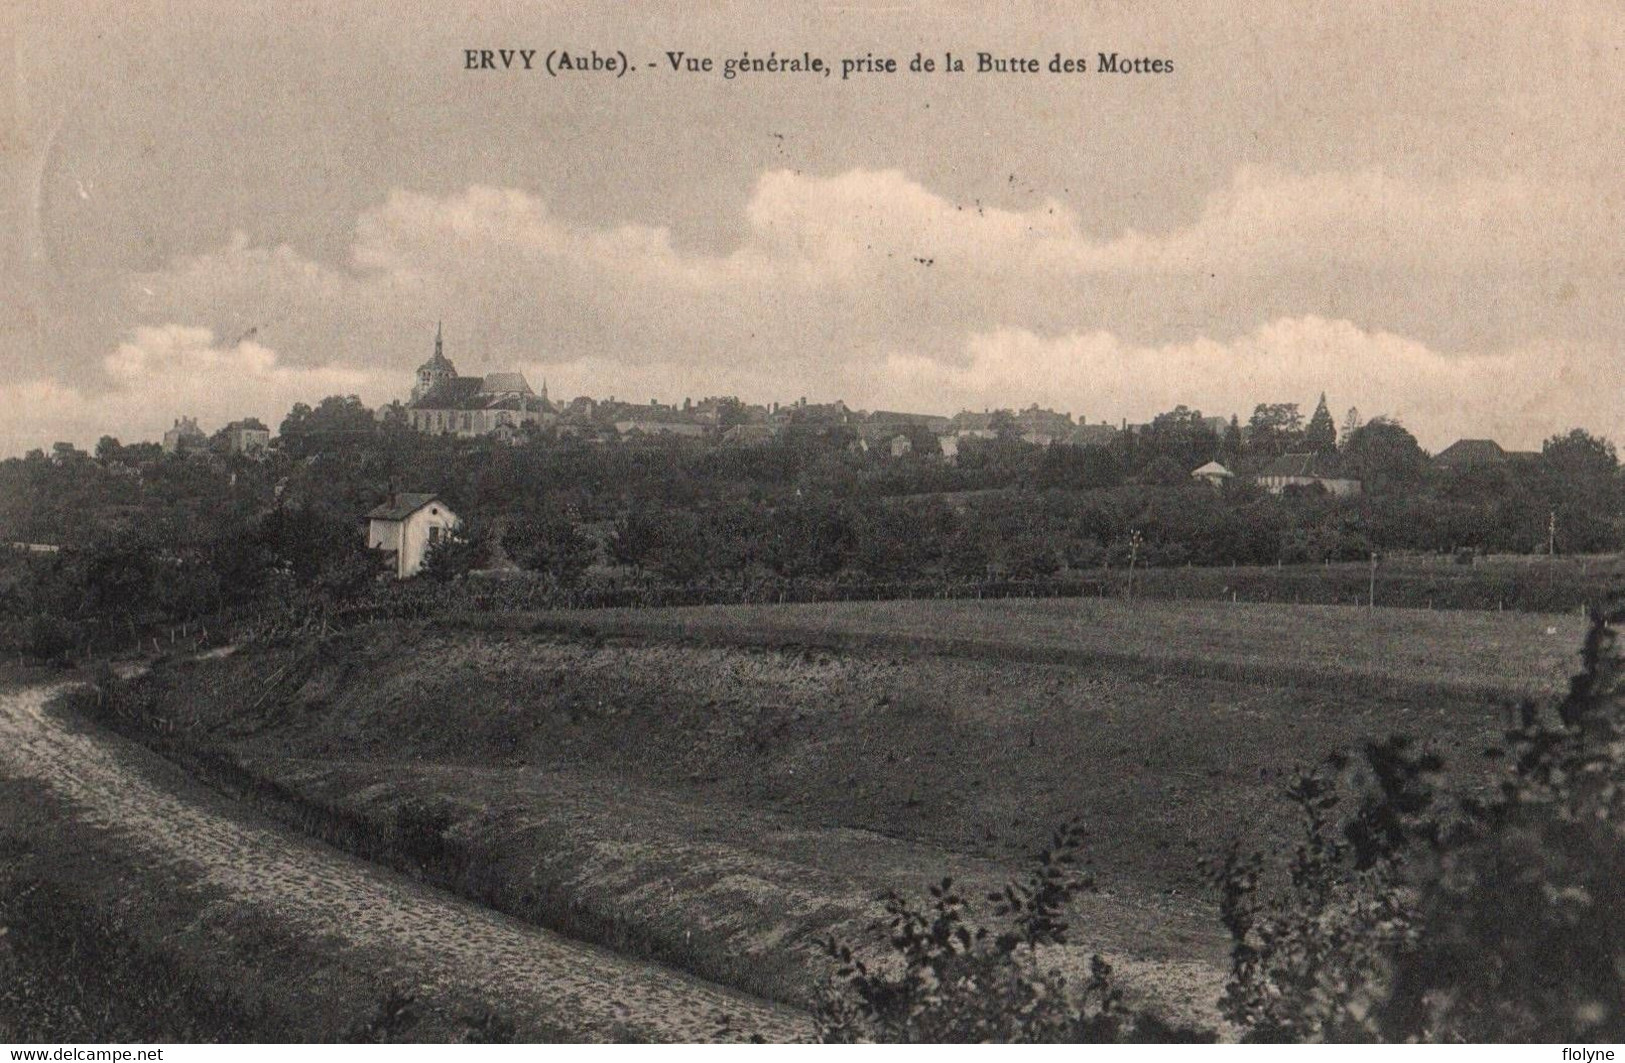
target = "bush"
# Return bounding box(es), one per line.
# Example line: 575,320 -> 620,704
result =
815,821 -> 1213,1043
23,613 -> 79,663
420,529 -> 485,583
1216,604 -> 1625,1042
500,516 -> 593,585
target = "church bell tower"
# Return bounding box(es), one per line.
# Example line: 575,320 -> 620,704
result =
411,321 -> 459,402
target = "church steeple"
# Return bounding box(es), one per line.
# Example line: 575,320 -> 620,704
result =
411,321 -> 459,403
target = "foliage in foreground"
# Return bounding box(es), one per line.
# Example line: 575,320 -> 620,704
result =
1215,602 -> 1625,1042
814,821 -> 1213,1043
815,606 -> 1625,1043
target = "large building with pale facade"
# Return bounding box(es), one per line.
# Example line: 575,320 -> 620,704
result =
405,323 -> 556,438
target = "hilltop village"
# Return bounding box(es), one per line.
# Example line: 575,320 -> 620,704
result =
142,325 -> 1527,501
6,323 -> 1619,603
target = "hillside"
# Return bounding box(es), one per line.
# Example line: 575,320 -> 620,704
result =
122,597 -> 1586,1026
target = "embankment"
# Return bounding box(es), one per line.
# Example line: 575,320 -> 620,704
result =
107,599 -> 1574,1027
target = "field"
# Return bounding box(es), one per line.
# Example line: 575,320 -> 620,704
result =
108,596 -> 1590,1031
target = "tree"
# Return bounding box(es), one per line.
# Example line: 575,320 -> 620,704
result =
1247,404 -> 1305,459
1541,429 -> 1621,551
501,514 -> 594,585
988,409 -> 1021,443
279,395 -> 376,455
76,528 -> 159,630
1033,443 -> 1122,491
420,524 -> 486,582
613,504 -> 711,584
1142,406 -> 1220,472
1338,407 -> 1363,450
1222,416 -> 1244,466
1340,417 -> 1428,495
1305,394 -> 1337,454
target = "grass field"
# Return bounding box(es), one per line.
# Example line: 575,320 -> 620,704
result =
488,596 -> 1587,699
118,596 -> 1591,1028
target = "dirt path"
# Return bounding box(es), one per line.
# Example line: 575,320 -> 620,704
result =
0,681 -> 812,1043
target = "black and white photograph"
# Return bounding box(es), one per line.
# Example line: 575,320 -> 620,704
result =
3,0 -> 1625,1047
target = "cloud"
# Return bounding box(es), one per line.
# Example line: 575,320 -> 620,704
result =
0,325 -> 385,455
38,164 -> 1622,456
873,317 -> 1619,451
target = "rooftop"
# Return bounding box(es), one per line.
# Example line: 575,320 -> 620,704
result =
366,493 -> 444,521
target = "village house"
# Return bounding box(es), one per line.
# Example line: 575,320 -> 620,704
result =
1068,422 -> 1120,448
1014,404 -> 1075,446
1255,452 -> 1362,497
162,416 -> 208,455
219,418 -> 271,456
405,324 -> 556,438
366,493 -> 461,579
1432,439 -> 1510,469
721,423 -> 777,447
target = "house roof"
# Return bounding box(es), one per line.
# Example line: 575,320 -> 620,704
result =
1433,439 -> 1507,467
366,493 -> 445,521
1191,461 -> 1233,477
1260,452 -> 1343,478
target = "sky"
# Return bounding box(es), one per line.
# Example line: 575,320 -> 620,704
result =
3,0 -> 1623,455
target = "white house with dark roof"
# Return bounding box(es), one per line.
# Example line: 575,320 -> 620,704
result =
366,493 -> 461,578
1255,452 -> 1362,497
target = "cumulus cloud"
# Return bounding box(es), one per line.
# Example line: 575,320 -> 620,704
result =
46,164 -> 1623,456
0,325 -> 385,455
873,318 -> 1619,451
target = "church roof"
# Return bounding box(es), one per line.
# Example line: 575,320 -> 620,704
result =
477,372 -> 533,396
409,375 -> 553,412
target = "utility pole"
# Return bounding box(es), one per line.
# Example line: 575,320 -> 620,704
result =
1369,551 -> 1378,611
1549,510 -> 1557,558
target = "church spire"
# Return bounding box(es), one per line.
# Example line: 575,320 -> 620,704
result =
435,319 -> 443,360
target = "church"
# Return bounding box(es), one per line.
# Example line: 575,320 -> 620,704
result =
405,323 -> 556,438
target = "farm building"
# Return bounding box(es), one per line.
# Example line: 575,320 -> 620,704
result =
1255,452 -> 1362,497
366,493 -> 461,579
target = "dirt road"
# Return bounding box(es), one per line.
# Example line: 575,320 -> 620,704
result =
0,681 -> 812,1042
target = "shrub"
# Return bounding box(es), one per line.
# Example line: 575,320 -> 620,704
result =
23,613 -> 79,663
420,526 -> 486,583
815,821 -> 1213,1043
1216,604 -> 1625,1042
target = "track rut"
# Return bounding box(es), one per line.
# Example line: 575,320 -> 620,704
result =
0,681 -> 811,1043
